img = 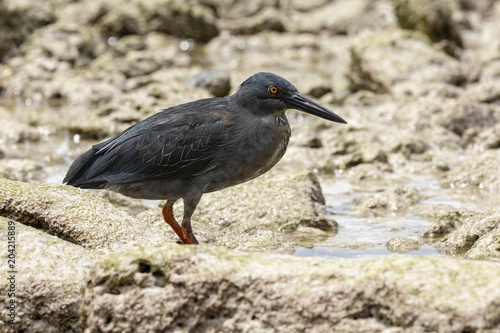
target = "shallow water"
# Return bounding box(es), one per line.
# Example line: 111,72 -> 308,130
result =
293,179 -> 461,260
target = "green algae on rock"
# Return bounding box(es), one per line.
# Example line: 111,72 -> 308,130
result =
138,171 -> 328,254
0,217 -> 94,333
424,208 -> 500,260
80,244 -> 500,332
0,177 -> 170,254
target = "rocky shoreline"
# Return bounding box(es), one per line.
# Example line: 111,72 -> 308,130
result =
1,0 -> 500,331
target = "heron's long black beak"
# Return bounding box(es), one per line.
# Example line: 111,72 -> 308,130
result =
284,92 -> 347,124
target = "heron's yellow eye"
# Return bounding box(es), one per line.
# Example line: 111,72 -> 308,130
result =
269,86 -> 278,94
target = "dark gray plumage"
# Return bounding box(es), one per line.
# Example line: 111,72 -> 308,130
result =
64,72 -> 346,244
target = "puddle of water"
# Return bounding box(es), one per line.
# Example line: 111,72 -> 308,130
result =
292,178 -> 462,260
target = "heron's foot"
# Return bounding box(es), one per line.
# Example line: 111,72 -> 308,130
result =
181,226 -> 199,245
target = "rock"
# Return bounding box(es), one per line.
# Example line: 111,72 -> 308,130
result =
185,69 -> 231,97
348,29 -> 462,94
80,245 -> 500,332
386,237 -> 421,253
392,0 -> 463,56
118,48 -> 191,78
96,0 -> 219,42
219,6 -> 285,34
0,178 -> 170,254
443,150 -> 500,192
461,81 -> 500,104
138,171 -> 327,254
410,203 -> 457,221
0,159 -> 47,182
0,217 -> 94,333
0,106 -> 41,143
20,21 -> 105,67
389,132 -> 428,158
318,128 -> 390,172
344,163 -> 392,184
434,101 -> 498,137
425,208 -> 500,260
350,184 -> 420,217
0,0 -> 56,60
287,0 -> 395,35
473,122 -> 500,150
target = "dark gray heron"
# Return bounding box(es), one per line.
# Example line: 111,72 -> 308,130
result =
64,72 -> 346,244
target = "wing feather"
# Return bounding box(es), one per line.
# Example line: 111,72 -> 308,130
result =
64,99 -> 234,187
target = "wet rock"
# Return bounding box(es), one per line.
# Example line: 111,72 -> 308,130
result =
410,203 -> 457,221
317,127 -> 392,172
20,21 -> 105,67
351,184 -> 420,217
0,106 -> 41,143
386,237 -> 421,253
96,0 -> 219,42
420,208 -> 471,238
443,150 -> 500,192
427,208 -> 500,260
461,81 -> 500,104
81,245 -> 500,332
0,217 -> 94,333
348,29 -> 462,94
323,146 -> 388,171
138,171 -> 327,254
97,190 -> 153,216
393,0 -> 463,56
119,48 -> 191,78
389,132 -> 428,158
219,6 -> 285,34
0,178 -> 170,254
473,122 -> 500,150
284,0 -> 330,12
66,110 -> 115,140
0,159 -> 47,182
288,0 -> 395,35
288,225 -> 334,248
185,69 -> 231,97
0,0 -> 56,60
344,163 -> 392,184
295,74 -> 332,99
434,101 -> 498,137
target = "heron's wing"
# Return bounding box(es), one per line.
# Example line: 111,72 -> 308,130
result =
65,102 -> 234,187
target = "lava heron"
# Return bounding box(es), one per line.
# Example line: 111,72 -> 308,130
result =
64,72 -> 346,244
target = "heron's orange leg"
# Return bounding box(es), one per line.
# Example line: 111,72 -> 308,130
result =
162,201 -> 189,244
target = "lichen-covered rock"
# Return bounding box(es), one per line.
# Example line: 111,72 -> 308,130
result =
350,184 -> 420,217
0,106 -> 41,144
0,159 -> 47,182
95,0 -> 219,42
0,178 -> 170,254
287,0 -> 394,35
348,29 -> 462,94
138,171 -> 327,254
185,69 -> 231,97
420,208 -> 475,239
219,6 -> 285,34
472,122 -> 500,150
0,0 -> 57,60
392,0 -> 463,56
443,150 -> 500,192
0,217 -> 94,333
80,244 -> 500,332
433,101 -> 499,137
386,236 -> 422,253
429,208 -> 500,260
